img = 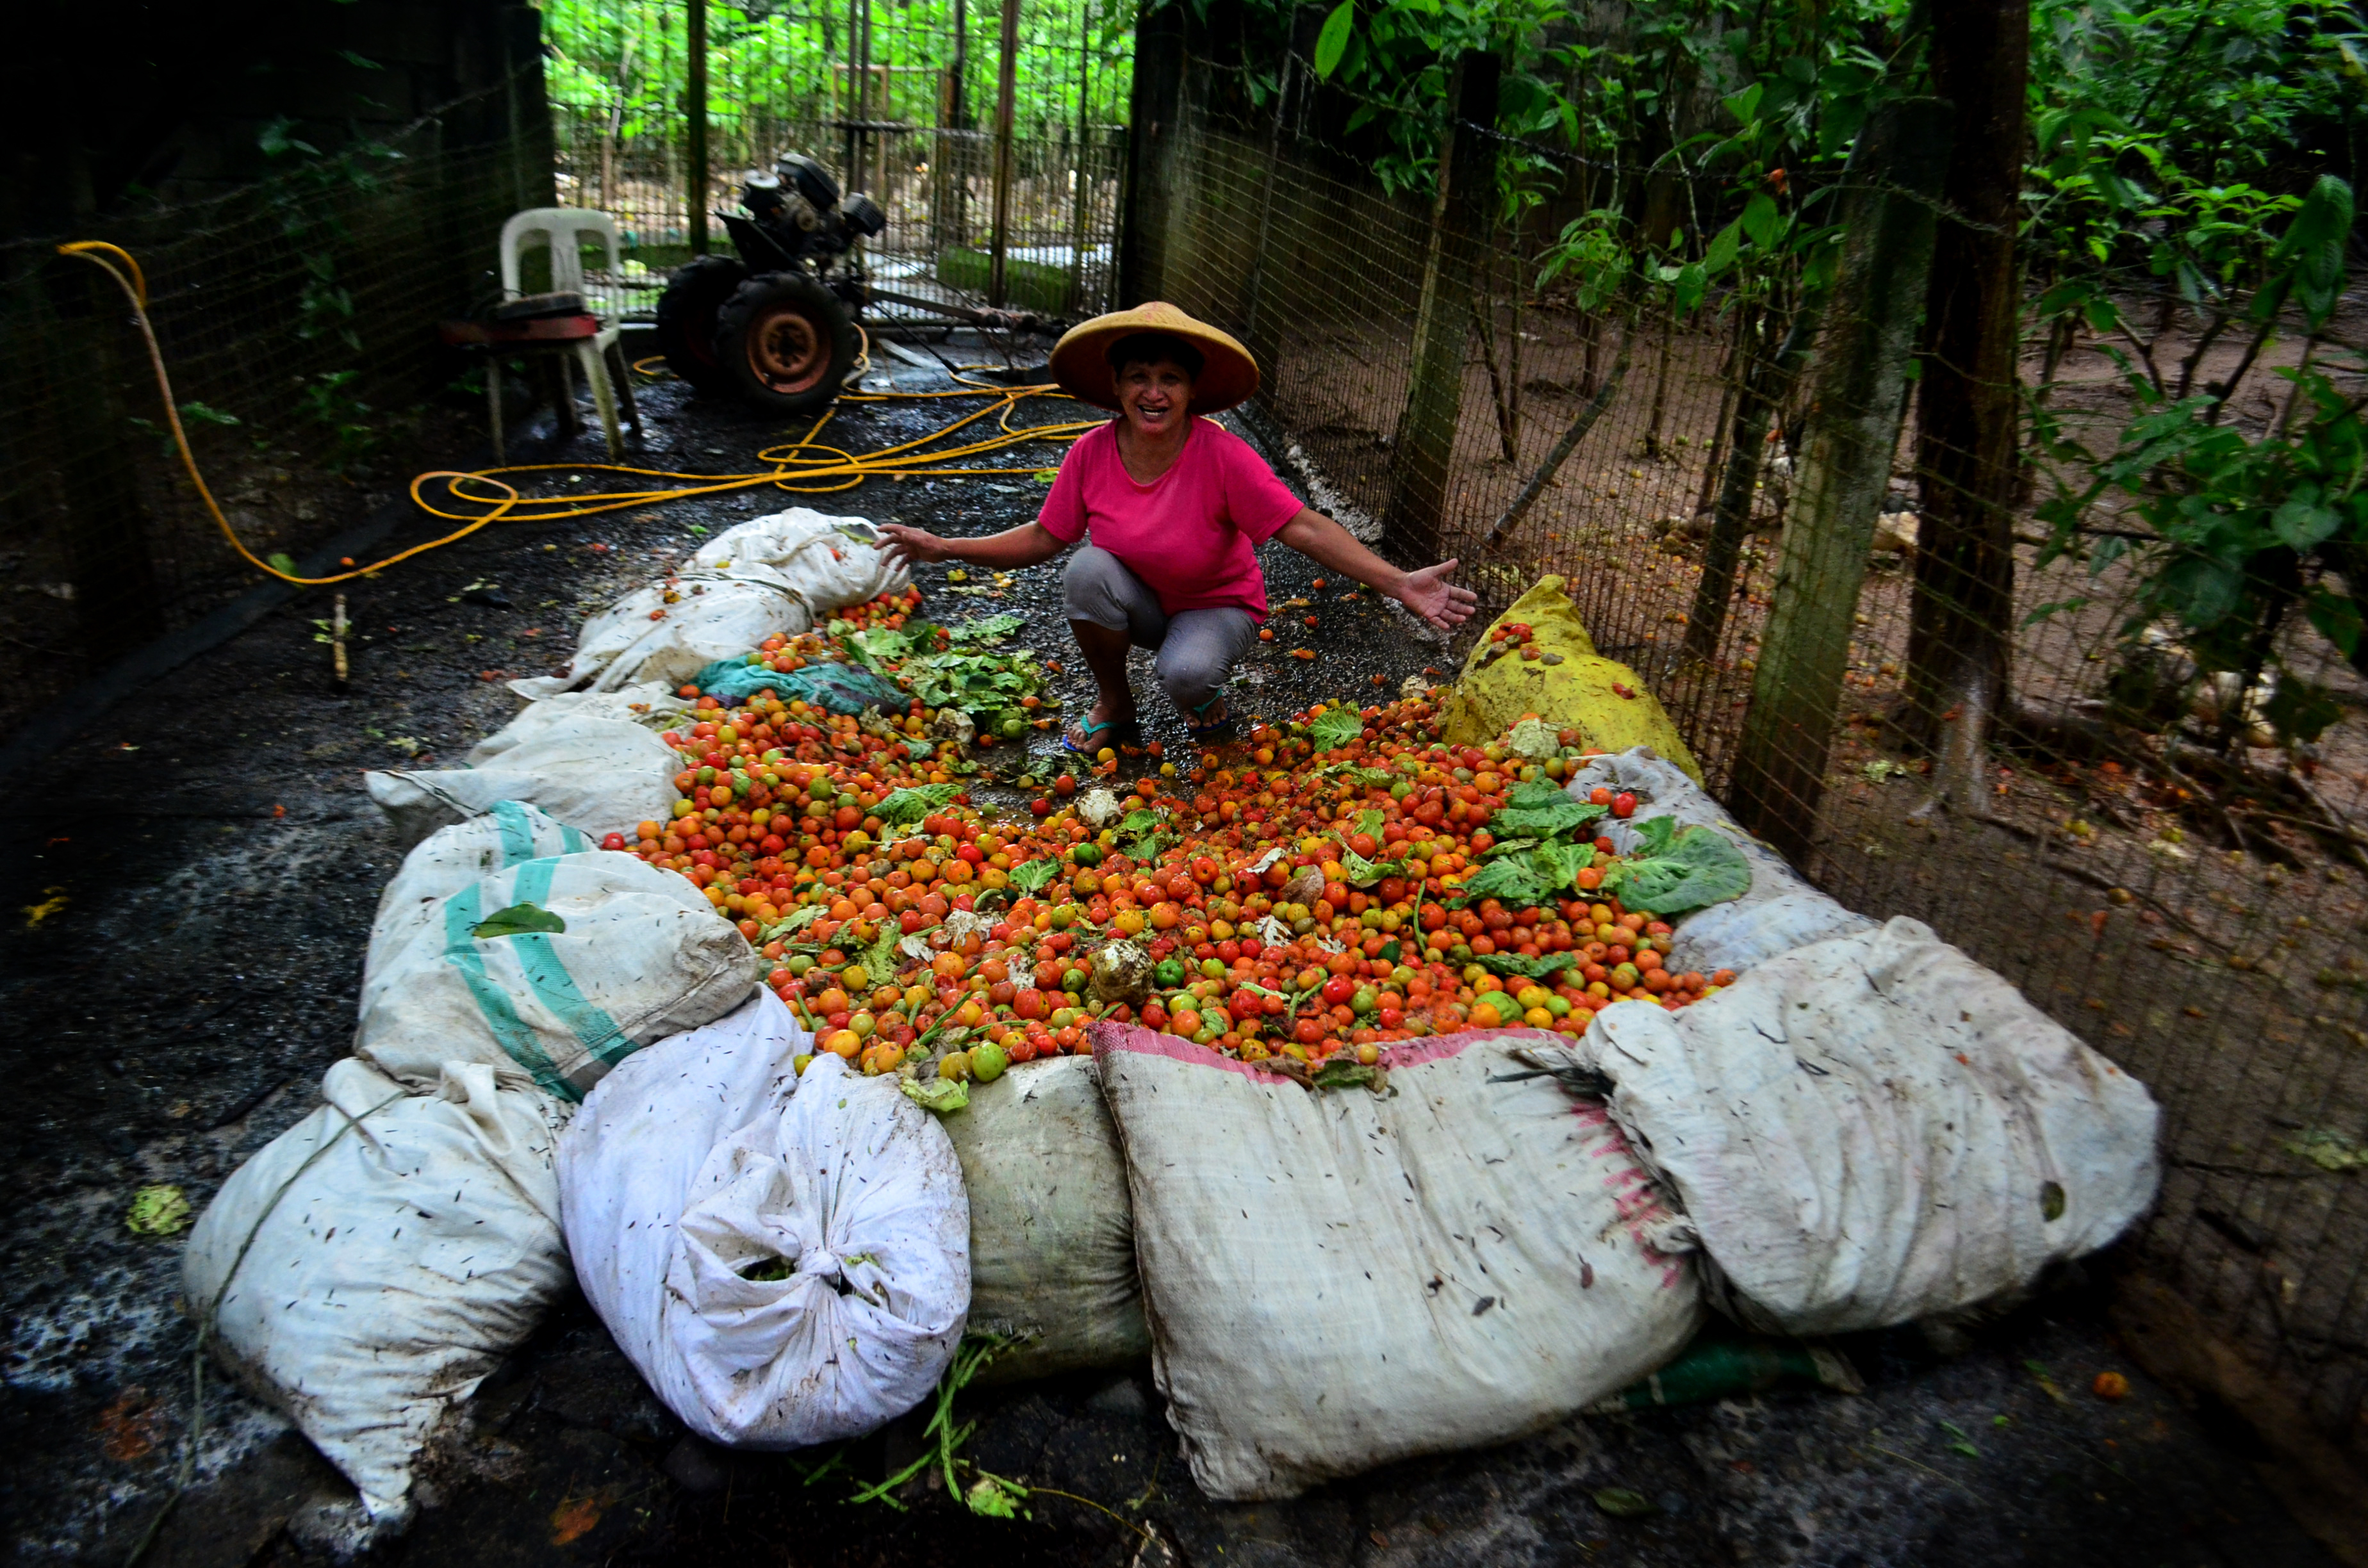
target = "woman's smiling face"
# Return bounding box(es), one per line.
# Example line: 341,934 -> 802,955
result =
1115,358 -> 1196,438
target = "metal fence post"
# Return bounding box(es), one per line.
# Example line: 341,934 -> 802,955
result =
989,0 -> 1021,307
1384,51 -> 1499,564
686,0 -> 709,255
1729,97 -> 1954,859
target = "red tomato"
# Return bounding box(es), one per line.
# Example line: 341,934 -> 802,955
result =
1322,976 -> 1354,1006
1612,792 -> 1637,819
1015,988 -> 1049,1020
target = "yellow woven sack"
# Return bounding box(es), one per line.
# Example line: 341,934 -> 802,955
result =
1438,577 -> 1704,782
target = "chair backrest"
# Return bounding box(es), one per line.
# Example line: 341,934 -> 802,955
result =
497,208 -> 623,306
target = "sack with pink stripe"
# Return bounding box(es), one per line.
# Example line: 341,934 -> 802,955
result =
1090,1022 -> 1704,1501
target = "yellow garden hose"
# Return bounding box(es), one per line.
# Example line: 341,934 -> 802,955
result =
60,240 -> 1100,588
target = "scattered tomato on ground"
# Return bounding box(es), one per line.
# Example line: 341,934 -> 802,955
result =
603,588 -> 1740,1086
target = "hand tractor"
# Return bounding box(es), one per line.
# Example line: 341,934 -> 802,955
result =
655,152 -> 1060,414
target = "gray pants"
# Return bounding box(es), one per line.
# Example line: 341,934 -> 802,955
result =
1063,544 -> 1256,714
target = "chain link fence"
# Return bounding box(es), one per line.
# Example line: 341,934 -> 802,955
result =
0,73 -> 555,746
1133,84 -> 2368,1455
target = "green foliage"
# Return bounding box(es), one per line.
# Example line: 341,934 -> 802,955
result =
2036,353 -> 2368,720
543,0 -> 1133,158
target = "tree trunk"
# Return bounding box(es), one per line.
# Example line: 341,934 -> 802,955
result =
1905,0 -> 2028,816
1679,293 -> 1825,667
1730,99 -> 1954,860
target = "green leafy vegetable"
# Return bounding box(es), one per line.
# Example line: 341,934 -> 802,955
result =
857,921 -> 901,983
1492,796 -> 1606,838
1308,706 -> 1365,750
902,1077 -> 971,1114
1119,808 -> 1161,836
877,783 -> 962,826
1007,858 -> 1059,895
126,1185 -> 192,1237
1455,855 -> 1558,907
965,1473 -> 1030,1519
1531,839 -> 1597,891
1479,951 -> 1578,980
472,901 -> 567,938
1504,779 -> 1571,810
948,613 -> 1024,643
1603,824 -> 1752,915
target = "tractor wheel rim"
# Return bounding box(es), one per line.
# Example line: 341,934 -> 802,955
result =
750,306 -> 826,393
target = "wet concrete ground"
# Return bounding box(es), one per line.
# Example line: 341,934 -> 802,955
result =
0,346 -> 2337,1566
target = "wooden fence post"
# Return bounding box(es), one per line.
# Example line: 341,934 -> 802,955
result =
1729,97 -> 1954,860
1383,51 -> 1499,564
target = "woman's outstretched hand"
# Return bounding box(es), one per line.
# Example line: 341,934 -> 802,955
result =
876,522 -> 953,573
1397,560 -> 1481,633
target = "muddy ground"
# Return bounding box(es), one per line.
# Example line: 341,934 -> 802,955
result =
0,347 -> 2342,1566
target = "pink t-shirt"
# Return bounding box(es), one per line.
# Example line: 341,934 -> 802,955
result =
1037,418 -> 1304,619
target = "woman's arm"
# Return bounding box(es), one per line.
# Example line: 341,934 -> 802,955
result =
877,520 -> 1067,574
1274,508 -> 1480,633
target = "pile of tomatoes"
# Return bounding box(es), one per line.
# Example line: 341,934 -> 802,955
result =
598,591 -> 1736,1082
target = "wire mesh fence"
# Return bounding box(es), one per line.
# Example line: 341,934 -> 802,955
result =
1135,97 -> 2368,1453
544,0 -> 1130,319
0,74 -> 554,745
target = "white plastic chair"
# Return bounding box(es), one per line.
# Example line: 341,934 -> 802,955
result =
490,208 -> 638,459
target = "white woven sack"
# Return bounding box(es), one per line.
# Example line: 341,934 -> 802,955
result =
686,510 -> 909,611
468,681 -> 687,764
356,851 -> 759,1102
1570,917 -> 2161,1336
510,576 -> 810,699
1094,1024 -> 1702,1501
366,801 -> 594,984
559,992 -> 970,1449
509,513 -> 903,699
1566,747 -> 1874,974
363,712 -> 679,849
942,1054 -> 1149,1384
182,1057 -> 570,1524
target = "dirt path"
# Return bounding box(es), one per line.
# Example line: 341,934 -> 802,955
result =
0,356 -> 2334,1567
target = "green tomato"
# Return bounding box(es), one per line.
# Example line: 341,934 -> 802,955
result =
1351,986 -> 1378,1015
969,1041 -> 1008,1082
1199,957 -> 1225,979
788,954 -> 815,976
1390,780 -> 1413,800
1051,1007 -> 1080,1029
1153,958 -> 1187,988
1070,842 -> 1105,867
1063,967 -> 1090,993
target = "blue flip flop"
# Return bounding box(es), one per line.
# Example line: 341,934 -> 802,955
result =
1182,694 -> 1239,743
1062,714 -> 1142,755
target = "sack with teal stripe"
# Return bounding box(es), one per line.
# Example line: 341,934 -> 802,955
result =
357,851 -> 761,1102
368,801 -> 596,984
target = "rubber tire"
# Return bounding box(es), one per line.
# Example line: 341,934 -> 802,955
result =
713,270 -> 861,415
654,256 -> 750,395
